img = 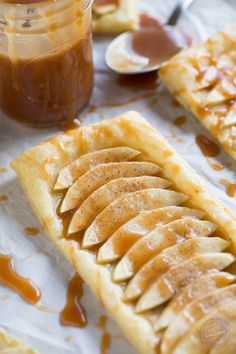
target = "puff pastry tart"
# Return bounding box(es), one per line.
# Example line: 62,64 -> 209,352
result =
0,328 -> 37,354
92,0 -> 138,33
12,112 -> 236,354
159,23 -> 236,160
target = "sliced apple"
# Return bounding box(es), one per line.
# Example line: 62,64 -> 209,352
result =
220,102 -> 236,128
68,176 -> 171,234
135,252 -> 235,313
54,147 -> 141,190
161,284 -> 236,354
195,66 -> 221,91
82,189 -> 187,249
154,271 -> 235,332
172,300 -> 236,354
113,218 -> 217,283
98,207 -> 204,264
61,161 -> 160,212
205,78 -> 236,106
124,237 -> 229,302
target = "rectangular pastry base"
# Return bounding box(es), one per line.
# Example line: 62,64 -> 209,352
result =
12,111 -> 236,354
159,23 -> 236,160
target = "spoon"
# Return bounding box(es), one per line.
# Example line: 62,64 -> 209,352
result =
105,0 -> 196,75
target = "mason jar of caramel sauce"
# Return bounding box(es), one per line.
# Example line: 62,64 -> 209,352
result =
0,0 -> 94,127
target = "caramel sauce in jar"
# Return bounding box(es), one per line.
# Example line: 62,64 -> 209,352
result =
0,0 -> 93,127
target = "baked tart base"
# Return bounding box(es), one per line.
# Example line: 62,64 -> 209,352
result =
159,23 -> 236,160
12,111 -> 236,354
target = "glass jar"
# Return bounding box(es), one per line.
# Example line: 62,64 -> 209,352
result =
0,0 -> 94,127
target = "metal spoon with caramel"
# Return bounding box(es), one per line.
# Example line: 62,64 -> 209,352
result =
106,0 -> 196,74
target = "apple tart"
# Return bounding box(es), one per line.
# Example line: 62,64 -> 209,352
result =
92,0 -> 138,33
12,112 -> 236,354
159,23 -> 236,160
0,328 -> 37,354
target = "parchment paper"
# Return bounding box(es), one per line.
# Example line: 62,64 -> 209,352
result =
0,0 -> 236,353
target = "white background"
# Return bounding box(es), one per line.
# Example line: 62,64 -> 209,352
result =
0,0 -> 236,353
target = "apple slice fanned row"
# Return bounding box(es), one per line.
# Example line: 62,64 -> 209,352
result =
12,112 -> 236,354
98,206 -> 205,264
159,23 -> 236,160
172,300 -> 236,354
113,218 -> 217,282
69,176 -> 172,234
124,238 -> 230,302
55,147 -> 140,190
61,162 -> 160,212
161,284 -> 236,354
135,253 -> 234,313
154,271 -> 235,332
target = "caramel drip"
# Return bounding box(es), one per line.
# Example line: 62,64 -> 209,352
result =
0,255 -> 41,304
98,315 -> 108,329
171,99 -> 180,108
220,179 -> 236,198
173,115 -> 186,127
0,195 -> 8,202
100,332 -> 111,354
59,119 -> 81,132
98,315 -> 111,354
56,199 -> 74,236
24,227 -> 39,236
0,167 -> 7,173
37,304 -> 58,314
206,158 -> 224,171
60,274 -> 87,328
196,135 -> 221,157
88,92 -> 156,113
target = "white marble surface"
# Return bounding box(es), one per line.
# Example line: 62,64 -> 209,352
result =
0,0 -> 236,353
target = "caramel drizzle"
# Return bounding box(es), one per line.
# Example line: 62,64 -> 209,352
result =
60,274 -> 87,328
24,227 -> 40,236
220,179 -> 236,198
0,255 -> 41,304
88,91 -> 157,113
206,158 -> 224,171
173,115 -> 186,127
98,315 -> 111,354
195,135 -> 221,158
0,195 -> 8,202
100,332 -> 111,354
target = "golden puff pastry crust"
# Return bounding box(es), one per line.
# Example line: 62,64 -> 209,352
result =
0,329 -> 37,354
159,23 -> 236,160
12,111 -> 236,354
92,0 -> 138,33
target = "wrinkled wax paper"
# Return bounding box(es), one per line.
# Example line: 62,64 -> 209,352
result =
0,0 -> 236,353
